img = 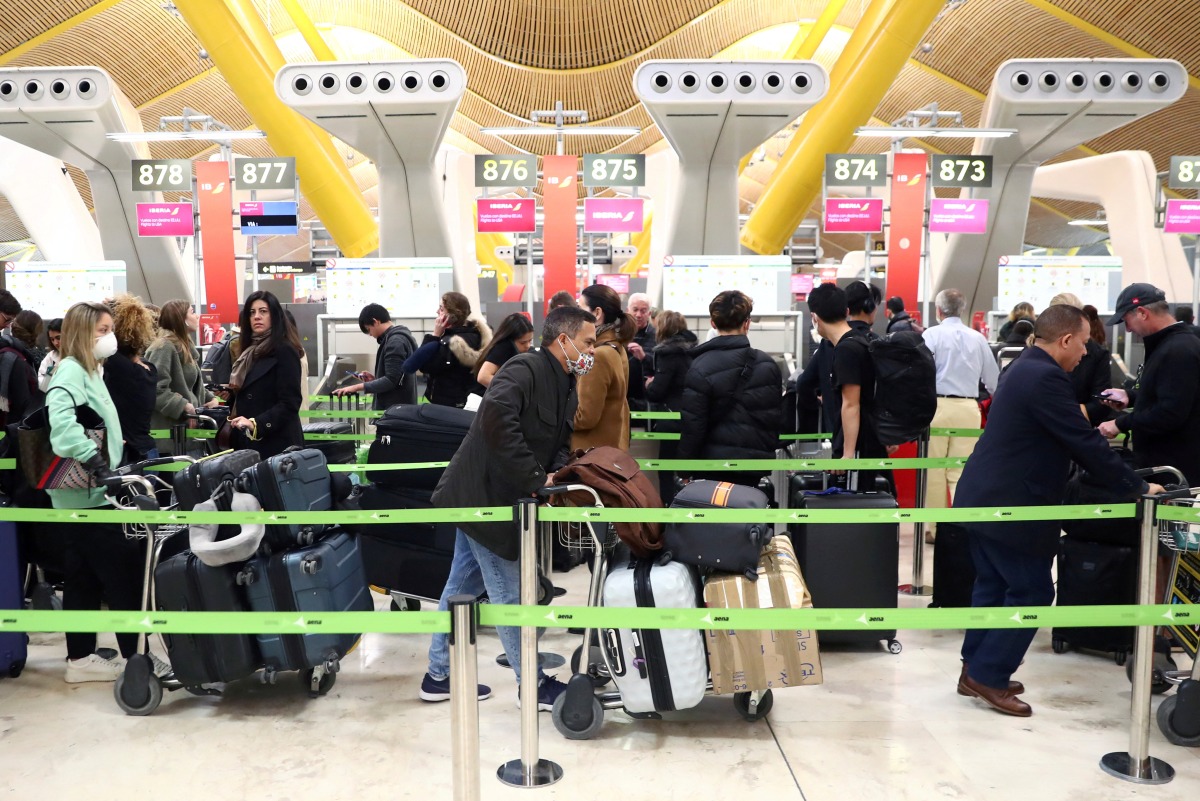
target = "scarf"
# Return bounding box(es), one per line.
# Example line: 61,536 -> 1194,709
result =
228,331 -> 271,390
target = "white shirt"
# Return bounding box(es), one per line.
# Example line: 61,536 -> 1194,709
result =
921,316 -> 999,397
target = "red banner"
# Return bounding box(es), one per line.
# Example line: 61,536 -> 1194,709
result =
885,152 -> 927,311
542,155 -> 578,313
195,161 -> 239,324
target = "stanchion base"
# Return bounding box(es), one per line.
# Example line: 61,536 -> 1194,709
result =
1099,752 -> 1175,785
496,652 -> 566,670
898,583 -> 931,596
497,758 -> 563,788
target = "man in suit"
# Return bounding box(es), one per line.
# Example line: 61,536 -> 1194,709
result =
953,304 -> 1162,717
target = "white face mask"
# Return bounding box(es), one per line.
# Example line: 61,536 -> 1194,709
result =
93,331 -> 118,360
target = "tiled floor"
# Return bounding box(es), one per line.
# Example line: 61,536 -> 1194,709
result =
2,525 -> 1197,801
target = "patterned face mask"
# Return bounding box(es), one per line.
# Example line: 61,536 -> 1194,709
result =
559,337 -> 594,377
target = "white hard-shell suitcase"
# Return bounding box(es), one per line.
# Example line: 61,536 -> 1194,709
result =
601,558 -> 708,715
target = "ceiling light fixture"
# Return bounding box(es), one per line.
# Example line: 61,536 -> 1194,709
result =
855,102 -> 1015,140
106,130 -> 266,142
480,125 -> 641,137
1067,217 -> 1109,227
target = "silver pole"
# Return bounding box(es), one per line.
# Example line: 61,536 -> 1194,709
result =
449,594 -> 480,801
498,498 -> 563,788
1191,244 -> 1199,323
901,429 -> 931,595
1100,495 -> 1175,784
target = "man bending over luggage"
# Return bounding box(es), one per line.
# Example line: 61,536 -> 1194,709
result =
333,303 -> 416,409
421,306 -> 597,710
953,304 -> 1162,717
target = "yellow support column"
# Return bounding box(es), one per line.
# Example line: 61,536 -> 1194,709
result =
786,0 -> 850,60
740,0 -> 942,255
175,0 -> 378,257
279,0 -> 338,62
621,212 -> 653,275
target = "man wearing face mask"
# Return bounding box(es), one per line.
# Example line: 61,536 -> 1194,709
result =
422,306 -> 597,711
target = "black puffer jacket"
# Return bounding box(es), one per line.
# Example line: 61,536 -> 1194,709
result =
645,331 -> 697,433
420,315 -> 492,409
678,334 -> 783,473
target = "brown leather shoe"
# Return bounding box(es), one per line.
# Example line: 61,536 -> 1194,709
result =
959,664 -> 1024,695
957,673 -> 1032,717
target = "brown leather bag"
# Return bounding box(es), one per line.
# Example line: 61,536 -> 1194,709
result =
550,446 -> 664,557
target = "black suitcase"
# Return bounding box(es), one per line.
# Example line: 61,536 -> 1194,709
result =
1051,537 -> 1136,663
240,531 -> 372,676
367,403 -> 473,489
173,450 -> 262,542
154,550 -> 261,686
1,507 -> 27,679
788,488 -> 901,651
235,448 -> 332,553
930,522 -> 976,608
355,484 -> 456,603
302,422 -> 356,465
663,480 -> 772,580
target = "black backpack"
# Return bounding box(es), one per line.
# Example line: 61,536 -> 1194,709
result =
202,331 -> 235,385
868,331 -> 937,446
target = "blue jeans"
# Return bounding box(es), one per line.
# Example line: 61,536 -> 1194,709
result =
960,530 -> 1056,689
427,529 -> 538,685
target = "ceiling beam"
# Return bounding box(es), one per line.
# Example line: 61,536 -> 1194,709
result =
0,0 -> 124,66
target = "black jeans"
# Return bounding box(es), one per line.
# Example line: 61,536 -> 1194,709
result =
63,521 -> 145,660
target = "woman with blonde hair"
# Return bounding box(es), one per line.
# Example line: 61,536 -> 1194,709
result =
48,301 -> 165,682
997,301 -> 1036,341
145,299 -> 218,452
1050,292 -> 1112,425
104,294 -> 160,463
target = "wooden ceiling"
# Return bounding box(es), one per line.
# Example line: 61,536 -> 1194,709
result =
0,0 -> 1196,256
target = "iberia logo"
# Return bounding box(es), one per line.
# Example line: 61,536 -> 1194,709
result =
559,175 -> 574,189
966,203 -> 976,212
907,174 -> 922,186
171,207 -> 180,216
621,210 -> 635,223
212,181 -> 226,195
859,203 -> 871,211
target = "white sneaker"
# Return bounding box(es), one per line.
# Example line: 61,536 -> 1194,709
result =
148,652 -> 172,678
65,653 -> 124,684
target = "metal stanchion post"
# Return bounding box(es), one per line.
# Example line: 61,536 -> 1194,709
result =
449,594 -> 481,801
498,498 -> 563,788
1101,494 -> 1174,784
900,428 -> 931,595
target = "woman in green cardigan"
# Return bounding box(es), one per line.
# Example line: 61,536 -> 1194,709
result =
48,301 -> 166,683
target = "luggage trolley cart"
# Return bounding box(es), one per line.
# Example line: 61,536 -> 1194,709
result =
1153,492 -> 1200,746
103,456 -> 200,716
543,484 -> 773,741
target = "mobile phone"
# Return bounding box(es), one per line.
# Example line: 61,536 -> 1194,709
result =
205,383 -> 228,392
344,370 -> 363,379
1094,393 -> 1113,401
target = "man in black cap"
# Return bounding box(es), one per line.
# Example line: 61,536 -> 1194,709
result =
1098,282 -> 1200,486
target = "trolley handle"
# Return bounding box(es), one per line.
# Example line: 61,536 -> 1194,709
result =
538,483 -> 602,506
1135,465 -> 1187,485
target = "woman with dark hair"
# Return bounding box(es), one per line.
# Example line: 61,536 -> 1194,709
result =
1056,296 -> 1112,425
222,290 -> 304,458
572,283 -> 636,451
403,290 -> 492,408
12,309 -> 45,368
644,310 -> 696,502
145,299 -> 218,449
104,294 -> 160,463
36,317 -> 63,392
473,312 -> 534,392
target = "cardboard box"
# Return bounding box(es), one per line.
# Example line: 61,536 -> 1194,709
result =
703,536 -> 823,695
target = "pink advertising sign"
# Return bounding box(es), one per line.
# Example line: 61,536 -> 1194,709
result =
136,202 -> 194,237
929,198 -> 989,234
584,198 -> 644,233
477,198 -> 536,233
1164,199 -> 1200,234
790,273 -> 814,295
595,273 -> 630,293
823,198 -> 884,233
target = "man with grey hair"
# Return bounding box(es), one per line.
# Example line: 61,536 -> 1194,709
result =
421,305 -> 596,712
921,289 -> 999,541
626,291 -> 655,411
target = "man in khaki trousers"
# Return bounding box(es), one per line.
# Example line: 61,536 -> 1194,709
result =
921,289 -> 999,539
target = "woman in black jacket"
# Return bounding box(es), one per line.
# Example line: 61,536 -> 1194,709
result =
223,291 -> 304,459
644,311 -> 696,502
1074,302 -> 1113,425
103,294 -> 159,463
405,291 -> 492,408
678,290 -> 783,487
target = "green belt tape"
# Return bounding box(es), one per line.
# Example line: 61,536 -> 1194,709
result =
1,604 -> 1190,635
300,409 -> 381,419
0,459 -> 14,470
147,429 -> 373,442
636,457 -> 967,471
538,503 -> 1135,524
327,461 -> 449,472
148,429 -> 218,439
630,411 -> 680,420
779,433 -> 833,441
0,506 -> 512,525
630,432 -> 679,440
929,427 -> 984,437
1154,504 -> 1200,523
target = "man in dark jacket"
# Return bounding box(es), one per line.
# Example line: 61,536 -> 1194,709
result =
1099,283 -> 1200,486
884,296 -> 921,334
678,290 -> 782,485
955,305 -> 1161,717
334,303 -> 416,409
421,306 -> 597,710
0,289 -> 39,428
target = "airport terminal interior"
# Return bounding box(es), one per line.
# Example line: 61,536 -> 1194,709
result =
2,0 -> 1200,798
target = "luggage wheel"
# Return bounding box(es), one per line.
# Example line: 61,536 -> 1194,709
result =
733,689 -> 773,722
302,665 -> 337,697
114,656 -> 163,716
551,676 -> 605,740
261,667 -> 278,685
887,639 -> 903,655
1125,651 -> 1176,695
236,566 -> 256,586
1051,637 -> 1069,655
1157,680 -> 1200,747
301,555 -> 320,575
